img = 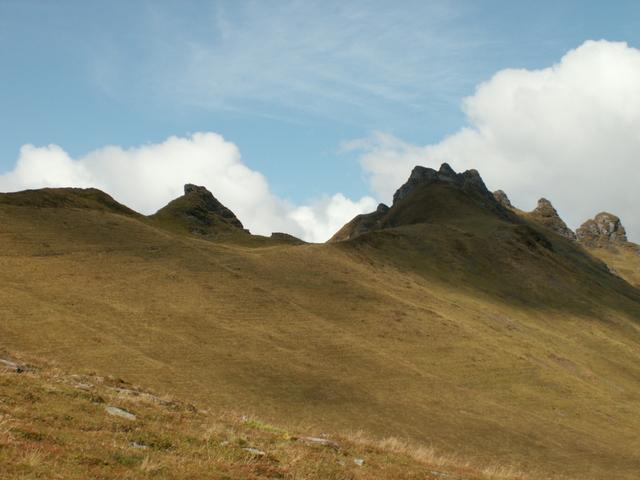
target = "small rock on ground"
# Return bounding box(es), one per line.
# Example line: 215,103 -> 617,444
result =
354,458 -> 365,466
0,359 -> 26,373
74,382 -> 93,390
243,447 -> 266,457
299,436 -> 340,449
105,406 -> 136,420
428,470 -> 463,479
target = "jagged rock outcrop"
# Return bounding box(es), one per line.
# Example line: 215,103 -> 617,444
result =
151,184 -> 246,236
184,183 -> 244,228
529,198 -> 576,240
329,163 -> 513,243
393,163 -> 493,204
182,184 -> 244,229
576,212 -> 628,248
329,203 -> 389,242
493,190 -> 513,209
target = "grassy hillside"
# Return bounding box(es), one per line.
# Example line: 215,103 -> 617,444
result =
585,243 -> 640,288
0,353 -> 534,480
0,187 -> 139,216
1,184 -> 640,479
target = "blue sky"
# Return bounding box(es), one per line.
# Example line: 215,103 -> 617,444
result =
2,1 -> 640,240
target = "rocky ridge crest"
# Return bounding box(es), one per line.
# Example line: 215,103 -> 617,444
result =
576,212 -> 628,248
329,163 -> 509,242
182,184 -> 244,230
529,198 -> 576,240
393,163 -> 493,205
493,190 -> 513,209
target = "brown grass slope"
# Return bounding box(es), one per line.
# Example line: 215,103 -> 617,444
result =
1,184 -> 640,479
585,242 -> 640,289
0,353 -> 535,480
0,187 -> 139,216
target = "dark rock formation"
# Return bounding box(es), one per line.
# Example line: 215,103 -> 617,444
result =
329,163 -> 514,242
376,203 -> 390,214
151,183 -> 247,237
493,190 -> 513,209
270,232 -> 305,245
529,198 -> 576,240
576,212 -> 628,248
328,206 -> 388,242
182,184 -> 244,229
392,163 -> 493,205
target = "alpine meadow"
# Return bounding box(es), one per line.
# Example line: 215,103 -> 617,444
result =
2,2 -> 640,480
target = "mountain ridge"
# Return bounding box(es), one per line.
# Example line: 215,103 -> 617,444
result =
1,164 -> 639,479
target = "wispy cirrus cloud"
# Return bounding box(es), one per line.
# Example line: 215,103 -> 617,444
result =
89,1 -> 487,124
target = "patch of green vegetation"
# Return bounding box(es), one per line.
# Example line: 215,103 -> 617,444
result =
130,432 -> 174,451
112,452 -> 145,467
243,418 -> 288,436
14,429 -> 46,442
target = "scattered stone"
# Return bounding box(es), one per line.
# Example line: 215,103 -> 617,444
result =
108,386 -> 178,408
242,447 -> 266,457
493,190 -> 513,209
74,382 -> 93,391
428,470 -> 454,478
353,458 -> 365,466
0,359 -> 26,373
110,386 -> 141,397
529,198 -> 576,240
576,212 -> 628,248
299,436 -> 340,449
105,406 -> 136,421
607,265 -> 620,276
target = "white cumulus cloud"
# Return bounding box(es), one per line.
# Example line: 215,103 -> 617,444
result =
347,40 -> 640,240
0,132 -> 375,243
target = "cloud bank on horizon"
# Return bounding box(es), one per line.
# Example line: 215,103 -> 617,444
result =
1,40 -> 639,241
0,133 -> 376,242
349,40 -> 640,240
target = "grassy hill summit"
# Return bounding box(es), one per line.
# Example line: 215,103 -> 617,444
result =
1,164 -> 640,479
150,183 -> 248,237
0,187 -> 139,217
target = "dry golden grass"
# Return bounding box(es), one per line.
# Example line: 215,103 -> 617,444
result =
0,358 -> 545,480
0,186 -> 639,478
586,243 -> 640,288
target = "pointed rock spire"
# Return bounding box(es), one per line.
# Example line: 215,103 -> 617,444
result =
182,184 -> 244,229
529,198 -> 576,240
493,190 -> 513,209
